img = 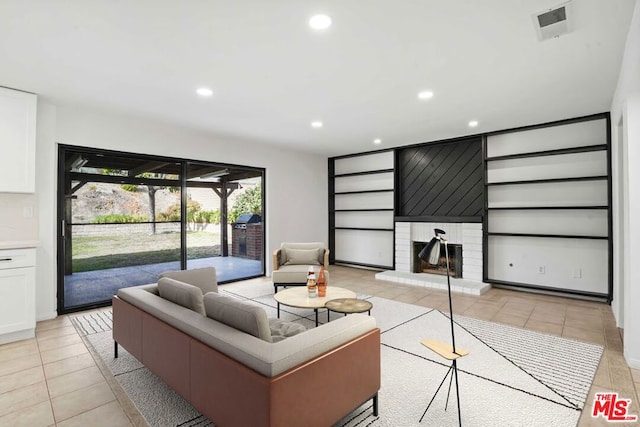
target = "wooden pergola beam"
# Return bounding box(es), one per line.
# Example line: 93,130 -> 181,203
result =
127,161 -> 172,177
69,172 -> 240,191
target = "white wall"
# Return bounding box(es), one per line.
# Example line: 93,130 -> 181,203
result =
33,104 -> 327,320
34,102 -> 57,321
610,0 -> 640,369
0,193 -> 38,242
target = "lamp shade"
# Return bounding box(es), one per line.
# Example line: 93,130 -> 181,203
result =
418,228 -> 446,266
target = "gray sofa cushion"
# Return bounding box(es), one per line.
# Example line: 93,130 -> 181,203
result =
269,318 -> 306,343
204,293 -> 272,342
159,267 -> 218,294
157,277 -> 205,315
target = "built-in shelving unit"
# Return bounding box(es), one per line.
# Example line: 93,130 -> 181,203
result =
488,232 -> 608,240
329,151 -> 395,269
487,144 -> 608,161
484,114 -> 612,300
488,206 -> 608,210
327,112 -> 612,301
486,175 -> 608,186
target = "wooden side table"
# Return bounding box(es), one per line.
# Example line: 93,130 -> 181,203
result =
419,339 -> 469,425
325,298 -> 373,322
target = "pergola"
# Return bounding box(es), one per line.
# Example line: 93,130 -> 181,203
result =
62,151 -> 262,274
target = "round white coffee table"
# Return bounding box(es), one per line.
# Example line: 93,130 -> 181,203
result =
274,286 -> 356,326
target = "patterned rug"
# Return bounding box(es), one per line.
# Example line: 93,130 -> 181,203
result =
73,285 -> 603,427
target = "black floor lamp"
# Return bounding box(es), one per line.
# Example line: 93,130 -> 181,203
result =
418,228 -> 468,427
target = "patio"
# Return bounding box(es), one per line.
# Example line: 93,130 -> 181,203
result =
63,256 -> 263,309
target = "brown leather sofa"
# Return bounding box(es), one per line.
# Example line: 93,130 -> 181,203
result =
112,275 -> 380,427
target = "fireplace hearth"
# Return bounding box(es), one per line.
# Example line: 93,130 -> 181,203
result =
413,242 -> 463,278
382,222 -> 487,293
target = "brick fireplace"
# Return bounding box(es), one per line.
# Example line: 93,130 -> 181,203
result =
375,222 -> 490,295
412,241 -> 463,278
396,222 -> 482,281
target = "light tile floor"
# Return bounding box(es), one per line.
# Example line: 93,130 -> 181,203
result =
1,265 -> 638,426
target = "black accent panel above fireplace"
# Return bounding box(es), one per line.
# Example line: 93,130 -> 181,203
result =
396,137 -> 483,221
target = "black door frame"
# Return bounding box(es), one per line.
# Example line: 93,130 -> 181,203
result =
56,144 -> 266,314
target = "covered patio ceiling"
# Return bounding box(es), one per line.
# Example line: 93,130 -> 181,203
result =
64,150 -> 262,187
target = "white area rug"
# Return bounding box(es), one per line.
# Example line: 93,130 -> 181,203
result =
341,307 -> 601,426
73,283 -> 603,427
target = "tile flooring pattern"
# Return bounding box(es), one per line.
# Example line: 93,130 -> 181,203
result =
1,266 -> 639,426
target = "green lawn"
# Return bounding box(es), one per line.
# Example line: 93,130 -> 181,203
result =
72,231 -> 223,272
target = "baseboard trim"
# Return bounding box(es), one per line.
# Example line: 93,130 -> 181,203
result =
624,353 -> 640,370
37,311 -> 58,322
0,328 -> 35,345
622,350 -> 640,369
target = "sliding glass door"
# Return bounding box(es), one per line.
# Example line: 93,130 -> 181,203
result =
57,146 -> 265,313
184,162 -> 264,281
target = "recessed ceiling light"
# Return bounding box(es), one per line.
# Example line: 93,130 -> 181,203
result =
196,88 -> 213,97
417,90 -> 434,100
468,120 -> 479,127
373,139 -> 382,145
311,121 -> 323,128
309,14 -> 332,30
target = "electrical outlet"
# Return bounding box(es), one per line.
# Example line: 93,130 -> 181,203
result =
23,206 -> 33,218
538,265 -> 546,274
573,268 -> 582,279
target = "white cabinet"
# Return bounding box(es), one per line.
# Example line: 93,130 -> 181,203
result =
0,248 -> 36,344
0,87 -> 37,193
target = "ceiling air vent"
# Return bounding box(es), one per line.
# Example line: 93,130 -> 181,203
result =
532,1 -> 573,41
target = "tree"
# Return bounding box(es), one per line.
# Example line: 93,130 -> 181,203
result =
229,185 -> 262,223
105,168 -> 178,234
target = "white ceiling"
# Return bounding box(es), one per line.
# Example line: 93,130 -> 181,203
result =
0,1 -> 636,156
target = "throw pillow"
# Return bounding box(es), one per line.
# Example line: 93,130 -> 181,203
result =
159,267 -> 218,294
204,293 -> 272,342
157,277 -> 205,315
284,248 -> 322,265
268,318 -> 306,342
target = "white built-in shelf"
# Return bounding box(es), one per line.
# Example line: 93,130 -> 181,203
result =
331,151 -> 395,269
485,115 -> 611,300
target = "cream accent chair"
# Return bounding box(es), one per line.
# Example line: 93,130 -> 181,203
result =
271,242 -> 329,293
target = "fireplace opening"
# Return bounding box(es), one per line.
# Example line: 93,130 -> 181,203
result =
412,242 -> 463,278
